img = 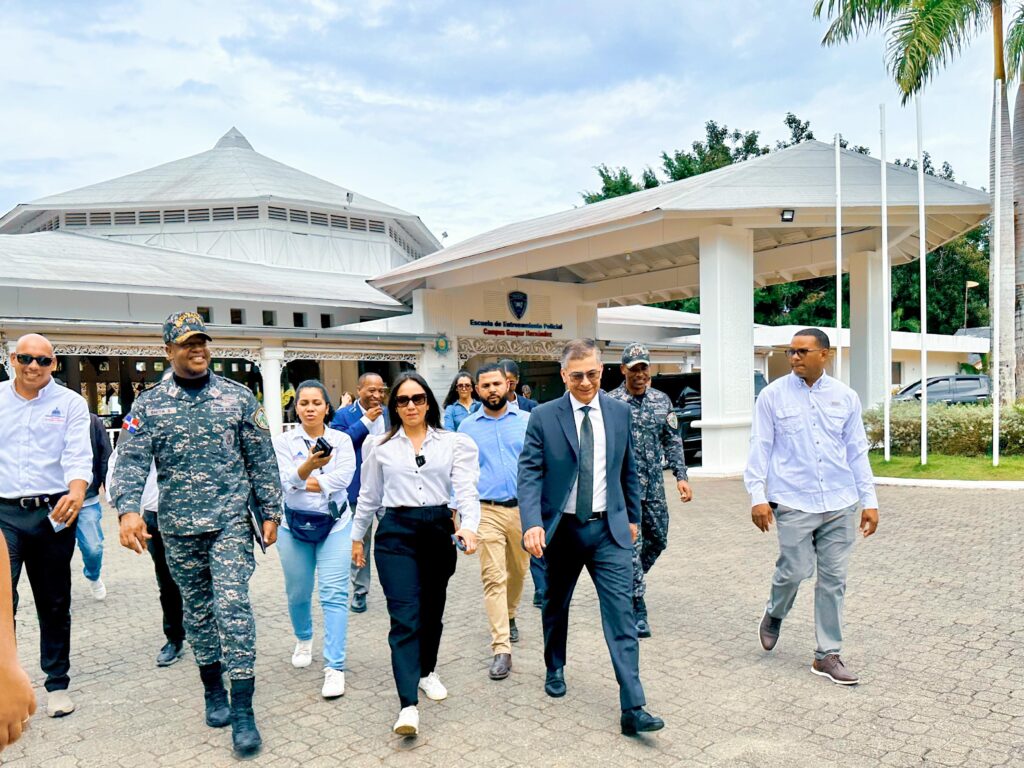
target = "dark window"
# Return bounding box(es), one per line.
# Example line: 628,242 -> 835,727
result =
955,378 -> 980,394
262,310 -> 277,326
197,306 -> 212,322
293,312 -> 307,328
230,308 -> 245,325
927,379 -> 951,395
320,313 -> 332,328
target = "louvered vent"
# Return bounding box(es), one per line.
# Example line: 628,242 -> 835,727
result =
236,206 -> 259,220
212,207 -> 234,221
329,215 -> 348,229
350,217 -> 367,231
368,219 -> 385,233
289,209 -> 309,223
139,211 -> 160,223
310,211 -> 328,226
115,211 -> 136,225
66,213 -> 87,226
188,208 -> 211,222
89,212 -> 112,225
268,206 -> 287,221
163,210 -> 185,223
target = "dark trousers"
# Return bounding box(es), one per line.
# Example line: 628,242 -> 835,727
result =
530,554 -> 547,598
0,500 -> 77,692
144,511 -> 185,645
542,514 -> 646,711
374,506 -> 457,708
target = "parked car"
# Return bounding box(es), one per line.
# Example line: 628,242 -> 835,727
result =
893,374 -> 990,405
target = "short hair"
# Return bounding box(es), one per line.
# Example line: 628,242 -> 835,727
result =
792,328 -> 831,350
475,363 -> 506,383
497,359 -> 520,378
357,371 -> 384,387
561,338 -> 599,367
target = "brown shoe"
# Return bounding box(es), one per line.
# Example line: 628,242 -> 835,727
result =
488,653 -> 512,680
758,608 -> 782,652
811,654 -> 859,685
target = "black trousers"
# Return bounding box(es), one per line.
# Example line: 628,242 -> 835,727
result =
374,506 -> 457,708
0,499 -> 77,692
144,511 -> 186,645
542,513 -> 646,711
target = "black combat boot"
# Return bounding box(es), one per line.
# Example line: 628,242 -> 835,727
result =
199,662 -> 230,728
230,677 -> 262,758
634,596 -> 652,639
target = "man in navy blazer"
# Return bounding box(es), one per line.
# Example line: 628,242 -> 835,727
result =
517,339 -> 663,736
329,373 -> 390,613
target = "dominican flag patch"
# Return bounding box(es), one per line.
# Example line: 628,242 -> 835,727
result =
122,414 -> 140,434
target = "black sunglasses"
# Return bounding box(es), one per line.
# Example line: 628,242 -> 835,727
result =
395,393 -> 428,407
16,353 -> 53,367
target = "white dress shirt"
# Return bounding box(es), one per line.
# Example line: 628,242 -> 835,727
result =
0,378 -> 93,497
359,401 -> 387,436
354,427 -> 480,540
744,372 -> 878,513
273,426 -> 356,533
106,446 -> 159,512
562,393 -> 608,516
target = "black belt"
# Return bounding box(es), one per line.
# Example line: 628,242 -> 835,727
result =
0,493 -> 65,510
573,510 -> 607,522
481,498 -> 518,507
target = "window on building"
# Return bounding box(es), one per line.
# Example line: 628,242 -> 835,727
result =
230,308 -> 245,325
197,306 -> 212,323
320,313 -> 332,328
293,312 -> 307,328
262,310 -> 277,327
891,362 -> 902,388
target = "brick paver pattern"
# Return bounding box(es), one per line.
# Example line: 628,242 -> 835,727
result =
2,479 -> 1022,767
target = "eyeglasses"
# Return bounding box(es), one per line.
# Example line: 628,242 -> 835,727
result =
15,353 -> 53,367
567,370 -> 602,384
785,347 -> 823,359
395,393 -> 428,407
456,383 -> 473,390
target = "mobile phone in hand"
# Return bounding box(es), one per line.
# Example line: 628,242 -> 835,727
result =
451,534 -> 467,551
314,436 -> 333,458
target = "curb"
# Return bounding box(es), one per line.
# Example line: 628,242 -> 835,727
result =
874,476 -> 1024,490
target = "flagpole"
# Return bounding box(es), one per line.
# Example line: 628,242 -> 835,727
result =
880,104 -> 891,462
993,82 -> 1002,467
835,133 -> 843,381
916,95 -> 928,465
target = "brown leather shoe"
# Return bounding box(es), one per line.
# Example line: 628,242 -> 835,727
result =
811,654 -> 859,685
488,653 -> 512,680
758,608 -> 782,652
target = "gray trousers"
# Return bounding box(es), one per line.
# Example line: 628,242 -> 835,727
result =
766,503 -> 858,660
350,504 -> 385,598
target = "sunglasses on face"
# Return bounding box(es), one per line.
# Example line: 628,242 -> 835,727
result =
16,353 -> 53,367
395,393 -> 428,407
785,347 -> 823,359
456,383 -> 473,389
567,370 -> 601,384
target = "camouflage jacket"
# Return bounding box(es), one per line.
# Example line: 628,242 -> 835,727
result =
112,374 -> 282,536
607,384 -> 687,502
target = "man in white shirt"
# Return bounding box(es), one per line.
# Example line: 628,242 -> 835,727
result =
0,334 -> 92,718
745,328 -> 879,685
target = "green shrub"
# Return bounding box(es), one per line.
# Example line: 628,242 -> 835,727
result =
864,402 -> 1024,456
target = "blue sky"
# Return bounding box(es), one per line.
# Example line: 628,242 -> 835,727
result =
0,0 -> 994,243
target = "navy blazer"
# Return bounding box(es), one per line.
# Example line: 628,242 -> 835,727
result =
512,394 -> 538,412
517,391 -> 640,549
329,403 -> 391,505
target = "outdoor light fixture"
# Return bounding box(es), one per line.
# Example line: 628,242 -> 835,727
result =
780,209 -> 796,223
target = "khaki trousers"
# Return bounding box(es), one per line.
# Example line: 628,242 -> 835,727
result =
478,502 -> 529,654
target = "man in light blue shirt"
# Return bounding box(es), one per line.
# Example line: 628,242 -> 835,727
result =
744,328 -> 879,686
458,363 -> 530,681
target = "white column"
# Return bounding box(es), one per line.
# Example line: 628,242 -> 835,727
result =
849,249 -> 887,408
259,347 -> 285,436
695,225 -> 754,476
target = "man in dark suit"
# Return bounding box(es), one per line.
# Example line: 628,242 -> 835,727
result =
518,339 -> 663,736
498,359 -> 538,413
329,372 -> 390,613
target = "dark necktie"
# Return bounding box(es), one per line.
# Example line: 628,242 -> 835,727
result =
575,405 -> 594,522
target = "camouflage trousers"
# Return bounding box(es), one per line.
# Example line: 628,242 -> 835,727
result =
163,521 -> 256,680
632,498 -> 669,601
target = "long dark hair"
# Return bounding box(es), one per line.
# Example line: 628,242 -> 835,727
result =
295,379 -> 336,425
442,370 -> 477,408
381,371 -> 443,444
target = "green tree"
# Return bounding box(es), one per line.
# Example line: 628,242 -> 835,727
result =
581,164 -> 659,204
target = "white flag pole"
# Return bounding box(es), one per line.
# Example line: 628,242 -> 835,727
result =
993,82 -> 1002,467
835,133 -> 843,380
916,95 -> 928,465
880,104 -> 891,462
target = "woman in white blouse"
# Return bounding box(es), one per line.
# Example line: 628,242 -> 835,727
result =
272,380 -> 356,700
353,372 -> 480,737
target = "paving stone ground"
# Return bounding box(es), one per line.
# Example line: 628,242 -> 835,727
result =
2,478 -> 1022,767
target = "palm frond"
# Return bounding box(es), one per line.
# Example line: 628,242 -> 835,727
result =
1005,2 -> 1024,81
813,0 -> 911,45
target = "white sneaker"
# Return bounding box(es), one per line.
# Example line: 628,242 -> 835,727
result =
393,705 -> 419,735
291,639 -> 313,668
418,672 -> 447,701
46,690 -> 75,718
322,668 -> 345,698
88,578 -> 106,601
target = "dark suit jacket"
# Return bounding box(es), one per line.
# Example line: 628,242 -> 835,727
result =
329,403 -> 391,505
517,391 -> 640,549
512,394 -> 538,412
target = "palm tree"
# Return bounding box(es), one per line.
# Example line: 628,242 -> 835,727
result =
813,0 -> 1018,405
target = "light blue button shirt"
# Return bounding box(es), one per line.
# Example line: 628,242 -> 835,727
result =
0,378 -> 93,497
457,405 -> 528,501
744,372 -> 878,513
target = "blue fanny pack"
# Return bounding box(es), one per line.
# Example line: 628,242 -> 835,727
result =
284,500 -> 347,544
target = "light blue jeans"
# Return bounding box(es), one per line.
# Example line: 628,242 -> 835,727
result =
277,518 -> 353,670
766,504 -> 859,660
75,502 -> 104,582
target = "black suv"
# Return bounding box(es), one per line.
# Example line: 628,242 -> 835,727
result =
893,374 -> 990,405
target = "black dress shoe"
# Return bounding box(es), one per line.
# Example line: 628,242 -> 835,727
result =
621,707 -> 665,735
157,641 -> 184,667
533,591 -> 543,608
350,594 -> 367,613
509,618 -> 520,644
544,668 -> 566,697
635,617 -> 652,639
488,653 -> 512,680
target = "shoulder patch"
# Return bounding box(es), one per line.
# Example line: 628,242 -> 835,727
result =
667,412 -> 679,430
252,405 -> 270,432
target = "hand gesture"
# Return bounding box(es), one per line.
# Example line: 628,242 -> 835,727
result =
352,541 -> 366,568
302,450 -> 330,475
454,528 -> 478,555
523,526 -> 546,558
677,480 -> 693,503
118,512 -> 152,553
366,406 -> 384,422
860,508 -> 879,537
751,503 -> 774,533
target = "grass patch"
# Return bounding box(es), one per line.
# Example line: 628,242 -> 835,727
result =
869,452 -> 1024,481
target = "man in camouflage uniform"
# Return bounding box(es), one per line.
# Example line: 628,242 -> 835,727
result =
112,312 -> 281,759
607,343 -> 692,639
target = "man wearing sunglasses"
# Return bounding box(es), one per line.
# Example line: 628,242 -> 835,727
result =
744,328 -> 879,686
0,334 -> 92,719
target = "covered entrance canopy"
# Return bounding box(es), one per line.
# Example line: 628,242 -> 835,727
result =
370,141 -> 989,474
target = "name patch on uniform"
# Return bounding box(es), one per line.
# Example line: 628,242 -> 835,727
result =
150,407 -> 177,416
210,403 -> 240,414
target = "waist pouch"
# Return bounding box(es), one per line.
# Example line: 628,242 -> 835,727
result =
285,500 -> 348,544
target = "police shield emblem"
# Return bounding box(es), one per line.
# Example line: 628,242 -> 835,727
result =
507,291 -> 528,320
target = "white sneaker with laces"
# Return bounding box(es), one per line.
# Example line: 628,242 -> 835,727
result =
46,690 -> 75,718
322,668 -> 345,698
393,706 -> 419,735
418,672 -> 447,701
291,639 -> 313,668
89,578 -> 106,601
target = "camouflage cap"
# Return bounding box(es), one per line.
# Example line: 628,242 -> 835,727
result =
163,311 -> 212,345
621,342 -> 650,368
